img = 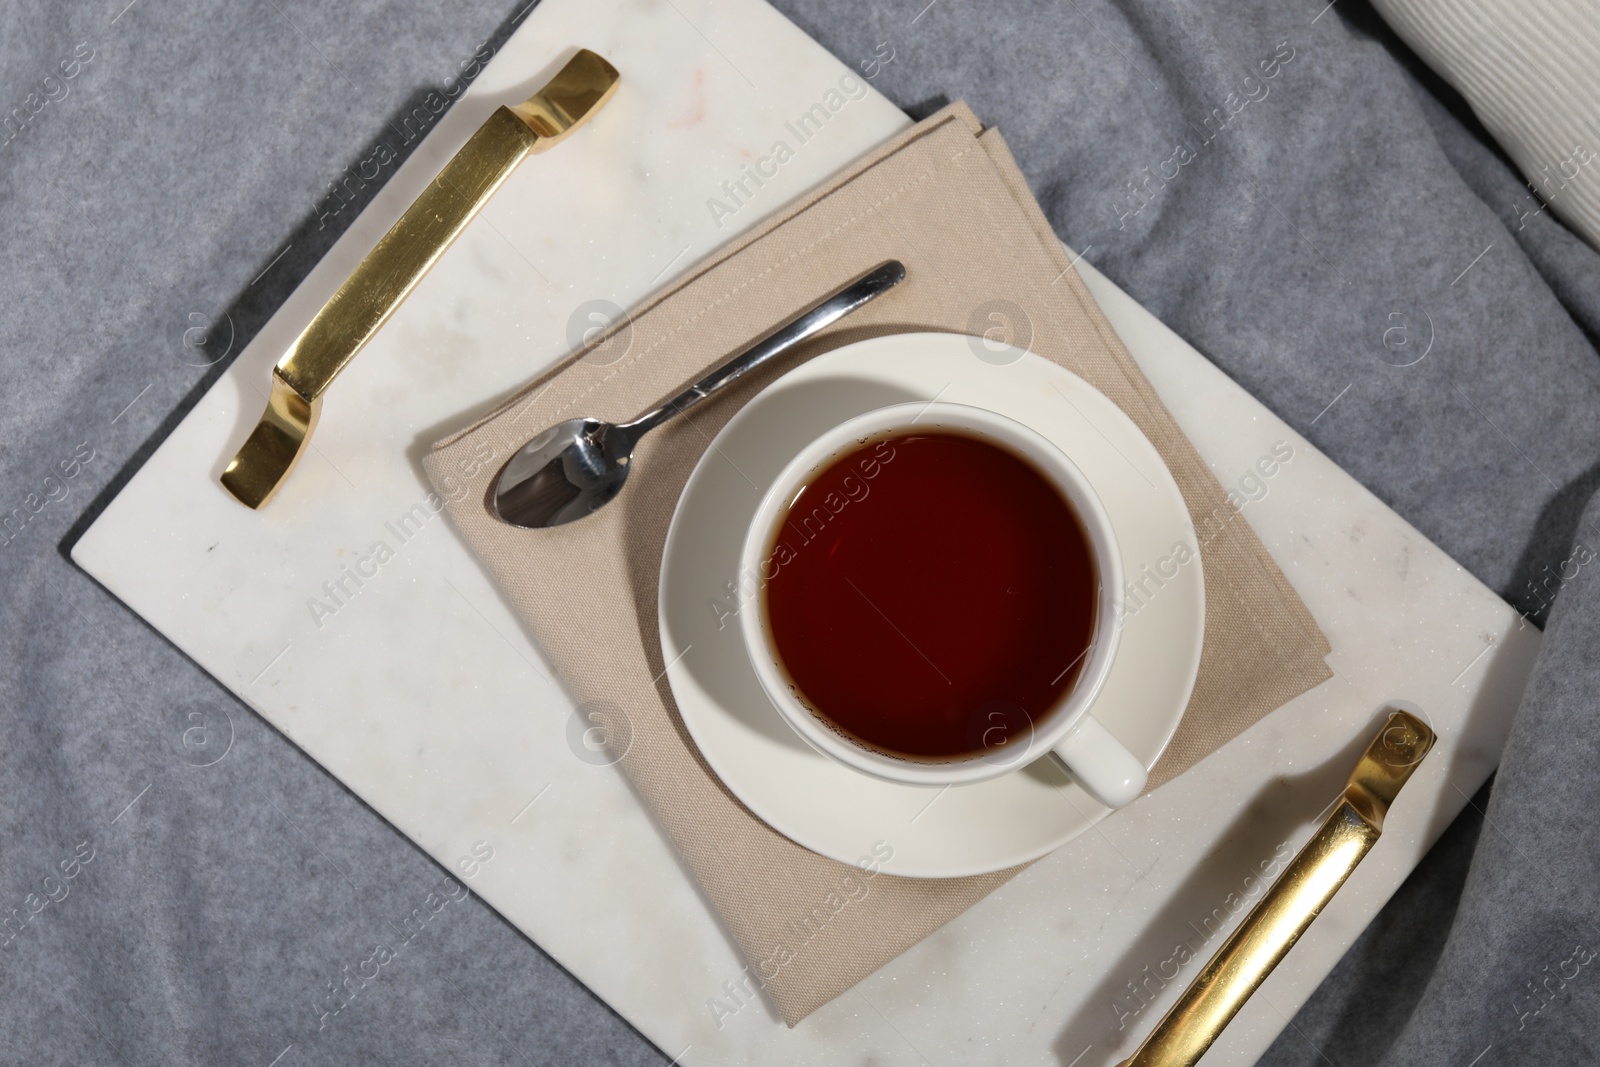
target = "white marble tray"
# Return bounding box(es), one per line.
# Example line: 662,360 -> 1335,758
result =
72,0 -> 1540,1063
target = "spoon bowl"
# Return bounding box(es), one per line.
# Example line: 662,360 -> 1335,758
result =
492,418 -> 638,528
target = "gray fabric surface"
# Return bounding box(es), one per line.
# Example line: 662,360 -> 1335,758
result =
4,1 -> 1597,1065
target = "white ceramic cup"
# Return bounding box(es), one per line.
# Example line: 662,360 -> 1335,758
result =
737,401 -> 1148,808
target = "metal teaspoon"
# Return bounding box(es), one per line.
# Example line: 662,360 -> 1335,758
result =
491,259 -> 906,529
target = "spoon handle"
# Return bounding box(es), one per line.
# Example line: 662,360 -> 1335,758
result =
624,259 -> 905,437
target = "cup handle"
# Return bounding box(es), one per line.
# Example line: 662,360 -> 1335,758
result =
1051,713 -> 1147,809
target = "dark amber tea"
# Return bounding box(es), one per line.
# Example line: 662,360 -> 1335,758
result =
761,431 -> 1099,762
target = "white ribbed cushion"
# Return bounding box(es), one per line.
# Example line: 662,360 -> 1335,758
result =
1371,0 -> 1600,249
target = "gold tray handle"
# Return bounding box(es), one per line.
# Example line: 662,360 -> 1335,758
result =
222,49 -> 621,509
1119,708 -> 1435,1067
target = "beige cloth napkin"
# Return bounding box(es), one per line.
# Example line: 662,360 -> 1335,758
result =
423,103 -> 1332,1026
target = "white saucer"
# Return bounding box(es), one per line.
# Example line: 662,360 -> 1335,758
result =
657,333 -> 1204,878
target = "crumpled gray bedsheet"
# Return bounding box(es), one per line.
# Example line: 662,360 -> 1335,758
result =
3,0 -> 1595,1063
